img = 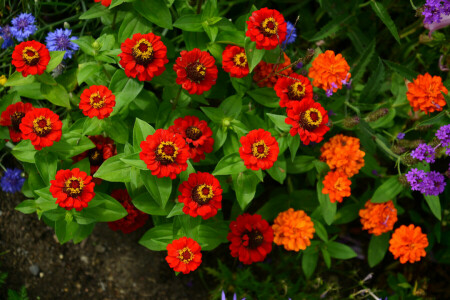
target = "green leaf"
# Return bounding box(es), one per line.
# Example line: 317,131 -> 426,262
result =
120,153 -> 148,170
215,30 -> 245,46
326,241 -> 357,260
46,51 -> 66,72
286,155 -> 315,174
267,113 -> 290,132
15,200 -> 37,214
34,151 -> 58,183
111,77 -> 144,115
212,152 -> 246,176
368,233 -> 390,267
321,247 -> 331,269
139,223 -> 174,251
219,95 -> 242,119
289,136 -> 300,162
308,15 -> 352,41
200,106 -> 226,124
173,14 -> 203,32
313,220 -> 328,242
302,250 -> 319,278
4,72 -> 35,87
383,60 -> 418,81
40,83 -> 70,108
351,40 -> 375,84
77,63 -> 102,85
167,202 -> 185,218
94,153 -> 132,182
317,181 -> 337,225
102,117 -> 129,144
36,71 -> 57,85
266,155 -> 287,184
371,176 -> 403,203
133,118 -> 155,151
133,0 -> 173,29
72,37 -> 96,56
118,13 -> 152,44
244,37 -> 265,73
370,1 -> 401,44
12,140 -> 36,163
140,170 -> 172,208
81,192 -> 128,222
247,88 -> 279,108
424,195 -> 441,220
132,193 -> 170,216
72,158 -> 91,175
197,223 -> 229,251
359,58 -> 385,103
80,3 -> 111,19
233,170 -> 259,211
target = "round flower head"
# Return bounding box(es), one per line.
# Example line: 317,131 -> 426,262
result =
422,0 -> 450,24
10,13 -> 37,41
118,32 -> 168,82
19,108 -> 62,150
166,237 -> 202,274
108,189 -> 148,234
0,102 -> 34,142
239,129 -> 279,171
227,213 -> 273,265
389,224 -> 428,264
50,168 -> 95,211
173,48 -> 218,95
79,85 -> 116,119
411,143 -> 436,163
282,21 -> 297,47
12,41 -> 50,77
322,171 -> 351,203
274,73 -> 313,108
45,28 -> 79,59
168,116 -> 214,163
0,25 -> 14,49
245,7 -> 287,50
253,52 -> 292,88
222,45 -> 249,78
308,50 -> 351,95
359,200 -> 397,236
436,124 -> 450,155
94,0 -> 112,6
285,98 -> 330,145
320,134 -> 365,178
1,168 -> 25,193
139,129 -> 190,179
420,171 -> 446,196
406,73 -> 448,114
178,172 -> 222,220
272,208 -> 315,252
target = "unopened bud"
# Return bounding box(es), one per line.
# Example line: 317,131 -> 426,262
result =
304,48 -> 315,64
415,124 -> 433,131
401,154 -> 419,166
398,174 -> 409,187
391,145 -> 406,155
64,22 -> 70,29
0,75 -> 7,86
365,108 -> 389,122
343,116 -> 360,128
92,41 -> 100,50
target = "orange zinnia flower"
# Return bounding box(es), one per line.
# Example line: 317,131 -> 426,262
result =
389,224 -> 428,264
359,200 -> 397,236
272,208 -> 315,252
253,53 -> 292,88
308,50 -> 351,96
322,171 -> 351,203
406,73 -> 448,114
320,134 -> 365,178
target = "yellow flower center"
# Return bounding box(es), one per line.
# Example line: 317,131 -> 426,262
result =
89,92 -> 106,109
288,81 -> 306,99
299,108 -> 323,131
178,247 -> 194,263
252,140 -> 270,159
156,141 -> 178,164
63,176 -> 85,197
132,38 -> 154,65
262,17 -> 278,35
334,177 -> 345,191
191,184 -> 214,205
32,116 -> 52,136
233,52 -> 248,67
186,62 -> 206,83
185,126 -> 202,141
22,47 -> 40,65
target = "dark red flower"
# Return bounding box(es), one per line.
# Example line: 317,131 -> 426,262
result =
274,73 -> 314,108
173,48 -> 218,95
108,189 -> 148,234
166,237 -> 202,274
285,98 -> 330,145
49,168 -> 95,211
0,102 -> 34,142
139,129 -> 190,179
118,32 -> 168,82
12,41 -> 50,77
79,85 -> 116,119
222,45 -> 249,78
252,52 -> 292,88
19,108 -> 62,150
245,7 -> 287,50
239,129 -> 279,170
227,213 -> 273,265
168,116 -> 214,163
178,172 -> 222,220
94,0 -> 111,6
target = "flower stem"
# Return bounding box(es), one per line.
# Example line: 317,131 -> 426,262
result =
172,86 -> 182,110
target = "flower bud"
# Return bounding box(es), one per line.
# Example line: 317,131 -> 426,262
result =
0,75 -> 7,86
401,154 -> 419,166
365,108 -> 389,122
391,145 -> 406,155
398,174 -> 409,187
343,116 -> 360,129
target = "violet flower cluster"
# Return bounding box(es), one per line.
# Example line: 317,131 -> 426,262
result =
411,143 -> 436,163
406,168 -> 446,196
436,124 -> 450,155
10,13 -> 37,41
422,0 -> 450,24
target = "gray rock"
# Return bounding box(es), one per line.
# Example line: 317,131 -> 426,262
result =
29,264 -> 39,276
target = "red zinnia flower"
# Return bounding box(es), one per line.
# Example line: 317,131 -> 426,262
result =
252,52 -> 292,88
166,237 -> 202,274
274,73 -> 313,108
173,48 -> 218,95
246,7 -> 287,50
108,189 -> 148,234
0,102 -> 34,142
285,98 -> 330,145
168,116 -> 214,163
227,213 -> 273,265
72,135 -> 117,182
19,108 -> 62,150
239,129 -> 279,171
222,45 -> 249,78
49,168 -> 95,211
178,172 -> 222,220
79,85 -> 116,119
94,0 -> 111,6
139,129 -> 190,179
118,32 -> 169,82
12,41 -> 50,77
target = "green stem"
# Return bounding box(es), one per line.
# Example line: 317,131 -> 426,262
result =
196,0 -> 203,14
172,86 -> 182,110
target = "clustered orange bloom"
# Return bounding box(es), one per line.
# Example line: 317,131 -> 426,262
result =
253,53 -> 292,88
389,224 -> 428,264
359,200 -> 398,236
406,73 -> 448,114
322,171 -> 351,203
308,50 -> 351,95
272,208 -> 315,252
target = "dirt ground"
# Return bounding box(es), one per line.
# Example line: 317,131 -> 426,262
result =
0,191 -> 209,300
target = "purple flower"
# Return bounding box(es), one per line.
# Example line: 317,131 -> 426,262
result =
425,13 -> 450,35
0,25 -> 14,49
411,143 -> 436,163
45,28 -> 79,59
436,124 -> 450,146
421,171 -> 446,196
296,62 -> 303,69
10,13 -> 37,41
1,168 -> 25,193
397,132 -> 405,140
422,0 -> 450,24
406,168 -> 426,191
282,21 -> 297,47
439,55 -> 449,71
341,73 -> 352,89
221,291 -> 243,300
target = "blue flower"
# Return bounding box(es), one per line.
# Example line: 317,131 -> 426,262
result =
0,25 -> 14,49
282,21 -> 297,47
1,168 -> 25,193
45,28 -> 79,59
10,13 -> 37,41
397,132 -> 405,140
